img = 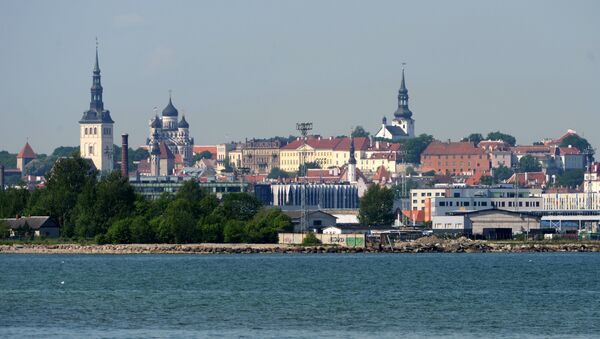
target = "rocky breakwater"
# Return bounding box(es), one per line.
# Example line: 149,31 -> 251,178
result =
2,238 -> 600,254
391,236 -> 600,253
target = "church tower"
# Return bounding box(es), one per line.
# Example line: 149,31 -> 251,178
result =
375,66 -> 416,141
79,42 -> 114,172
347,137 -> 357,183
391,68 -> 414,138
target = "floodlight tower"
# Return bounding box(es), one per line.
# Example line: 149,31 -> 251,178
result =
296,122 -> 313,233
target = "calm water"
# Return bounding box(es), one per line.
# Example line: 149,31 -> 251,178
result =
1,253 -> 599,338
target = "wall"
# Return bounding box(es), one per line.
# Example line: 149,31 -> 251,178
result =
278,233 -> 366,247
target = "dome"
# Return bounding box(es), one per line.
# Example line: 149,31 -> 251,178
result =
162,97 -> 178,117
178,116 -> 189,129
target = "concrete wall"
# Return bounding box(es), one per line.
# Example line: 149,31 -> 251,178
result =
278,233 -> 366,247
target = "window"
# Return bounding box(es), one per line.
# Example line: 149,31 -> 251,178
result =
439,202 -> 446,207
88,145 -> 93,155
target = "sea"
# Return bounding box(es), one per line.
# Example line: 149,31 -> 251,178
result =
1,253 -> 599,338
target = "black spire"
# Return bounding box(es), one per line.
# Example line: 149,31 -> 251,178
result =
90,42 -> 103,111
80,40 -> 113,124
393,67 -> 413,119
349,137 -> 357,165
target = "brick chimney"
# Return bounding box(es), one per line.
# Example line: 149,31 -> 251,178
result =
121,134 -> 129,178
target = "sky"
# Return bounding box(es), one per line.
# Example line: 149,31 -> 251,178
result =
0,0 -> 599,154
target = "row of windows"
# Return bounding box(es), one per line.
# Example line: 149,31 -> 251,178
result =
423,155 -> 484,160
413,192 -> 445,197
83,127 -> 111,136
437,200 -> 541,208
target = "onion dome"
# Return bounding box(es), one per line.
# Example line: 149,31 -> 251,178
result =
162,97 -> 178,117
178,115 -> 189,129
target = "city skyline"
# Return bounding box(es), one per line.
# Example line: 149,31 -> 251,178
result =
1,0 -> 599,154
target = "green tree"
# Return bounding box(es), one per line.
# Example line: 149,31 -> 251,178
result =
0,188 -> 30,218
52,146 -> 79,157
479,175 -> 493,185
30,155 -> 96,237
223,220 -> 247,243
555,169 -> 584,188
493,165 -> 514,182
462,133 -> 484,145
244,208 -> 293,243
73,172 -> 135,238
156,199 -> 197,243
192,151 -> 213,163
487,131 -> 516,146
0,150 -> 17,168
176,179 -> 206,203
358,185 -> 395,226
301,232 -> 322,246
351,126 -> 370,138
518,155 -> 542,172
0,220 -> 10,238
106,218 -> 132,244
402,134 -> 434,164
267,167 -> 290,179
559,135 -> 593,156
217,193 -> 262,221
128,215 -> 155,243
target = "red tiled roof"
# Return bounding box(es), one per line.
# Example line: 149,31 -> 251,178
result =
559,147 -> 581,155
422,141 -> 484,156
193,146 -> 218,157
543,129 -> 578,146
373,165 -> 391,182
281,137 -> 343,150
333,137 -> 369,151
512,145 -> 553,154
17,142 -> 36,159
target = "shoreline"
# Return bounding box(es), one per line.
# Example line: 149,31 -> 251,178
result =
2,238 -> 600,254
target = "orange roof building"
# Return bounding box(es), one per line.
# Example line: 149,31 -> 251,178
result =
16,142 -> 37,172
420,141 -> 490,176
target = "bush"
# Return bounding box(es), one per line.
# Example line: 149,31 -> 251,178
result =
302,232 -> 322,246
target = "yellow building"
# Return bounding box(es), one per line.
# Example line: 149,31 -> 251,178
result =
280,137 -> 400,174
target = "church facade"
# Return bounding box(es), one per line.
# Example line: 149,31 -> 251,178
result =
147,96 -> 194,167
375,68 -> 415,141
79,46 -> 114,172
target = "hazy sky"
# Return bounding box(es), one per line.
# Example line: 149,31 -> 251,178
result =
1,0 -> 599,154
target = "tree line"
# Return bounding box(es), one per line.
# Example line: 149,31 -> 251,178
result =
0,155 -> 292,243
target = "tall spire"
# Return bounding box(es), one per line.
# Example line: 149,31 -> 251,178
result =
399,66 -> 406,92
90,39 -> 103,111
94,37 -> 100,73
393,63 -> 412,119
